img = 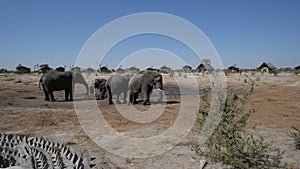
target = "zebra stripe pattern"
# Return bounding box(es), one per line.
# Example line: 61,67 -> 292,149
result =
0,133 -> 95,169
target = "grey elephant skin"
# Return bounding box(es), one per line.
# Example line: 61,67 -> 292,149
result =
128,71 -> 163,105
39,71 -> 89,102
93,78 -> 107,100
106,74 -> 130,104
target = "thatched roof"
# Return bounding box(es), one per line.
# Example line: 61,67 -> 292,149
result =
39,64 -> 49,68
258,62 -> 277,70
16,64 -> 31,73
55,67 -> 65,72
182,65 -> 192,69
228,65 -> 239,70
182,65 -> 192,73
160,65 -> 171,70
99,66 -> 109,72
196,63 -> 214,71
39,64 -> 53,73
16,64 -> 30,70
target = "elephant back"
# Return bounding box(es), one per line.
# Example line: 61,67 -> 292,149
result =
107,74 -> 129,91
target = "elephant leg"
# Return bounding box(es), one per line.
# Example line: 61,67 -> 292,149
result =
142,92 -> 150,105
45,94 -> 50,101
127,90 -> 133,105
142,86 -> 152,105
98,88 -> 105,100
122,92 -> 127,104
101,90 -> 106,100
96,89 -> 100,100
49,92 -> 56,102
69,89 -> 73,101
116,93 -> 121,104
65,89 -> 73,101
158,89 -> 163,102
65,89 -> 69,101
107,86 -> 113,104
133,93 -> 138,104
42,86 -> 50,101
95,88 -> 99,100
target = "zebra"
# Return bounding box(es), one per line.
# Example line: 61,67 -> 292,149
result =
0,133 -> 96,169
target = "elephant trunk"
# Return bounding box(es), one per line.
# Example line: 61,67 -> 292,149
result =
158,83 -> 163,90
38,78 -> 42,90
38,74 -> 45,90
89,85 -> 94,94
84,81 -> 89,95
73,72 -> 89,95
154,74 -> 163,90
79,80 -> 89,95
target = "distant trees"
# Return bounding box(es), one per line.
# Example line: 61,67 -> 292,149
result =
201,58 -> 211,65
0,68 -> 12,73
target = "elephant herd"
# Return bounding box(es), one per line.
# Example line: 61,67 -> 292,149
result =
39,70 -> 163,105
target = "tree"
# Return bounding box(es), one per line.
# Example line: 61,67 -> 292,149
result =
202,58 -> 211,65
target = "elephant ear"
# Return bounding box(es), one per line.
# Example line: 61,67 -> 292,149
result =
100,79 -> 106,86
73,72 -> 84,83
94,80 -> 100,89
152,73 -> 161,83
143,72 -> 155,86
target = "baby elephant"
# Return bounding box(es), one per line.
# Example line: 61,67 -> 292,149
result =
93,79 -> 107,100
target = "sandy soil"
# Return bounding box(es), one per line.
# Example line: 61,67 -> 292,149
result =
0,72 -> 299,168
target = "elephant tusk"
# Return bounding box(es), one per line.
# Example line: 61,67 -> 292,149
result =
157,88 -> 163,92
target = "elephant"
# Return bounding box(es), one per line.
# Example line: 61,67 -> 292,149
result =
128,70 -> 163,105
106,74 -> 131,104
39,71 -> 89,102
93,78 -> 107,100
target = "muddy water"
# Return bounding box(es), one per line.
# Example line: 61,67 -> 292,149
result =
163,86 -> 210,95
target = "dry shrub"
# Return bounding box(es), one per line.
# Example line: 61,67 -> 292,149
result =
193,81 -> 285,169
289,126 -> 300,150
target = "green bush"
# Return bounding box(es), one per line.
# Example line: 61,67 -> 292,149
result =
193,81 -> 284,169
289,126 -> 300,150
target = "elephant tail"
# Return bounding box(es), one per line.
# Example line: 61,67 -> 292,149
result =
38,79 -> 41,90
38,76 -> 43,90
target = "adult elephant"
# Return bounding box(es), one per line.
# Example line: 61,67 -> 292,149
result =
39,71 -> 89,102
128,71 -> 163,105
106,74 -> 130,104
92,78 -> 107,100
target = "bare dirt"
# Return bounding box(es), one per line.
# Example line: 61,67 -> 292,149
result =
0,72 -> 299,168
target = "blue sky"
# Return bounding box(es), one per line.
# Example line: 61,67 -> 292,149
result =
0,0 -> 299,70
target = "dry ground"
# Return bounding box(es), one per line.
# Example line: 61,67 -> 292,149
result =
0,72 -> 299,168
